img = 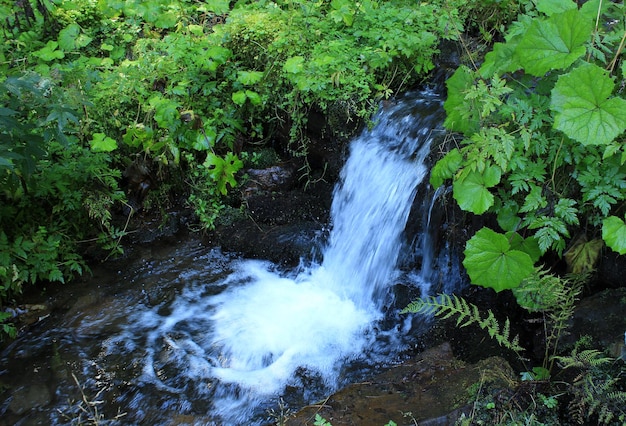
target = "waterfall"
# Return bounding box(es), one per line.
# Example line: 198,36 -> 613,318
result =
203,89 -> 446,420
52,89 -> 448,425
320,95 -> 442,309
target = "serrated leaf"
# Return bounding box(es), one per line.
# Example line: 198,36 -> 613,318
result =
430,148 -> 462,188
602,215 -> 626,254
444,66 -> 479,135
284,56 -> 305,74
463,227 -> 535,292
551,63 -> 626,146
453,166 -> 501,214
515,9 -> 591,76
535,0 -> 576,15
237,71 -> 264,85
232,90 -> 247,106
90,133 -> 117,152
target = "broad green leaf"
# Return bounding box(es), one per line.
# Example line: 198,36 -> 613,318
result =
515,9 -> 591,76
202,46 -> 232,71
245,90 -> 262,106
33,41 -> 64,61
205,0 -> 229,14
154,11 -> 178,28
535,0 -> 576,15
430,148 -> 462,188
284,56 -> 305,74
232,90 -> 247,106
237,71 -> 264,85
90,133 -> 117,152
463,227 -> 535,292
480,42 -> 517,78
444,66 -> 479,135
194,125 -> 216,151
453,166 -> 501,214
497,202 -> 521,232
507,232 -> 541,263
551,63 -> 626,146
602,215 -> 626,254
58,24 -> 92,50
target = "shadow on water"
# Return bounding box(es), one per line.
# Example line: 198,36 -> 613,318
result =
0,89 -> 466,425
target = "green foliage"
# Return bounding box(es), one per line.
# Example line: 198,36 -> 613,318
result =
402,294 -> 523,352
512,269 -> 585,372
463,228 -> 536,292
554,348 -> 626,425
434,0 -> 626,291
314,414 -> 332,426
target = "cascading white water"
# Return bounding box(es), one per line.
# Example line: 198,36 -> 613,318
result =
55,89 -> 446,424
202,90 -> 445,420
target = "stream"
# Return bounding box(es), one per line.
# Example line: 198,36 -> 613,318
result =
0,89 -> 465,425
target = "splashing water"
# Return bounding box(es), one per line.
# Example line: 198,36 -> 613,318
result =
0,89 -> 446,425
201,89 -> 445,421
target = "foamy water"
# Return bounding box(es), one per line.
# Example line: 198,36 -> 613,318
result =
73,90 -> 445,424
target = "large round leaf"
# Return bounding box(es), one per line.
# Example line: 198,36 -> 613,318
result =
551,63 -> 626,146
602,215 -> 626,255
452,166 -> 501,214
463,228 -> 535,292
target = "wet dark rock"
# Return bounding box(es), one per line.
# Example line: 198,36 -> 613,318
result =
286,343 -> 515,426
7,384 -> 52,415
243,163 -> 298,196
210,179 -> 334,264
562,287 -> 626,357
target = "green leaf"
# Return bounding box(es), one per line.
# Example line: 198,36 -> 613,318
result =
551,63 -> 626,146
58,24 -> 92,50
205,0 -> 229,14
90,133 -> 117,152
507,232 -> 541,263
232,90 -> 247,106
154,11 -> 179,28
245,90 -> 262,106
602,215 -> 626,254
463,227 -> 535,292
237,71 -> 264,85
284,56 -> 305,74
452,166 -> 501,214
535,0 -> 577,16
497,202 -> 521,232
515,9 -> 591,76
430,148 -> 462,188
443,66 -> 479,135
32,41 -> 65,61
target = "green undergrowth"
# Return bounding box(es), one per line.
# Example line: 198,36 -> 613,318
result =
0,0 -> 478,339
431,0 -> 626,291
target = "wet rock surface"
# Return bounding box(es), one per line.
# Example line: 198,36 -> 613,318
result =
286,343 -> 515,426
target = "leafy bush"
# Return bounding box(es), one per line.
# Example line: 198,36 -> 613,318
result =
432,0 -> 626,292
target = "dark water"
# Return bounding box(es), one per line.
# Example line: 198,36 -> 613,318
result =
0,89 -> 463,425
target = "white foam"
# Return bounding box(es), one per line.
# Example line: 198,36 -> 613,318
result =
209,261 -> 377,394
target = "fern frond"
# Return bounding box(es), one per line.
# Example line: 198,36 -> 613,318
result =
403,294 -> 524,352
555,349 -> 612,370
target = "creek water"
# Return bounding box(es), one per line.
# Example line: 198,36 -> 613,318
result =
0,89 -> 460,425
